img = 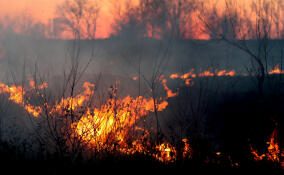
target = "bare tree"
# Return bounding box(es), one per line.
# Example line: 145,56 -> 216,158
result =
199,0 -> 283,94
110,0 -> 177,143
56,0 -> 100,39
111,0 -> 199,40
19,0 -> 102,161
166,0 -> 199,39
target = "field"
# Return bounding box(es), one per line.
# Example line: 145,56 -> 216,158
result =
0,37 -> 283,173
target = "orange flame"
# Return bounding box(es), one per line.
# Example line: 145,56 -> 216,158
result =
169,68 -> 236,87
0,83 -> 42,117
161,78 -> 178,98
28,78 -> 48,90
199,70 -> 214,77
0,72 -> 197,164
155,143 -> 177,163
75,95 -> 169,144
132,76 -> 138,81
170,73 -> 180,79
182,138 -> 193,159
250,129 -> 280,162
269,65 -> 284,75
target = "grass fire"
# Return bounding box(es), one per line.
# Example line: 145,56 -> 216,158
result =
0,0 -> 283,174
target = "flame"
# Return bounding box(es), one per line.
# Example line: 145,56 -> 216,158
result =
0,78 -> 187,163
3,66 -> 283,165
199,70 -> 214,77
225,70 -> 236,77
155,143 -> 177,163
269,65 -> 284,75
132,76 -> 138,81
3,67 -> 271,165
266,129 -> 280,162
161,77 -> 178,98
170,73 -> 180,79
1,65 -> 284,165
28,78 -> 48,90
169,68 -> 236,87
199,69 -> 236,77
72,80 -> 192,163
216,70 -> 227,76
185,78 -> 194,86
170,68 -> 236,80
250,129 -> 280,162
182,138 -> 192,159
0,82 -> 42,117
75,95 -> 168,145
53,82 -> 95,113
181,69 -> 196,79
169,69 -> 197,87
215,70 -> 236,77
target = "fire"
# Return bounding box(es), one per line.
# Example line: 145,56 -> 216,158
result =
52,82 -> 95,112
169,68 -> 236,87
169,69 -> 196,87
132,76 -> 138,81
217,70 -> 227,76
250,129 -> 280,162
169,69 -> 195,80
28,78 -> 48,90
170,68 -> 236,81
0,82 -> 42,117
160,77 -> 178,98
269,65 -> 284,75
199,70 -> 214,77
170,73 -> 179,79
155,143 -> 177,163
199,69 -> 235,77
71,79 -> 192,163
217,70 -> 236,77
1,64 -> 284,166
75,95 -> 169,145
168,65 -> 284,82
266,129 -> 280,162
0,77 -> 189,163
181,69 -> 196,79
153,139 -> 192,163
1,66 -> 282,165
185,78 -> 194,86
182,138 -> 192,159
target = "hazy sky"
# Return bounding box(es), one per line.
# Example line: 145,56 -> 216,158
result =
0,0 -> 60,21
0,0 -> 253,38
0,0 -> 113,38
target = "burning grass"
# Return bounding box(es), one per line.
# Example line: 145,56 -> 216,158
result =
250,129 -> 280,163
0,67 -> 283,169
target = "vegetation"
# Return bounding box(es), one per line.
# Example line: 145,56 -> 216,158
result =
0,0 -> 283,173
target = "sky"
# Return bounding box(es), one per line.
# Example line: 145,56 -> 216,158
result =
0,0 -> 114,38
0,0 -> 60,21
0,0 -> 258,39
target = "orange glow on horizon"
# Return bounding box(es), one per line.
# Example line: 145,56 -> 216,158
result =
0,0 -> 278,39
0,0 -> 113,39
0,0 -> 212,39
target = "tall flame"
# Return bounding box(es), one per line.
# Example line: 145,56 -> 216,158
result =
250,129 -> 280,162
0,75 -> 192,163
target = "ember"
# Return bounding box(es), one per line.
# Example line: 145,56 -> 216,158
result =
250,129 -> 280,162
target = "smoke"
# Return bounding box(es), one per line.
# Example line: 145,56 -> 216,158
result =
0,1 -> 283,166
